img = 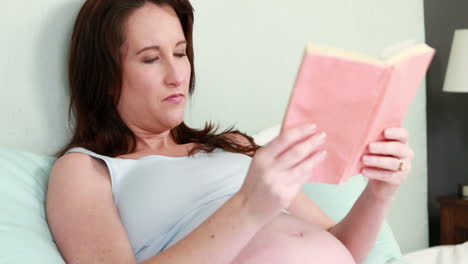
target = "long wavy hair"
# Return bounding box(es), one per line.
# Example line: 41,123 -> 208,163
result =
57,0 -> 260,158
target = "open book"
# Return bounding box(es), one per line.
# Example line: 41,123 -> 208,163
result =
280,40 -> 435,184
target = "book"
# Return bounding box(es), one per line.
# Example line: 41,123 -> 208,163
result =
280,40 -> 435,184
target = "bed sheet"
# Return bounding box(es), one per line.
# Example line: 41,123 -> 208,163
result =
401,241 -> 468,264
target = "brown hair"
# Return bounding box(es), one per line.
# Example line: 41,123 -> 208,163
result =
57,0 -> 260,158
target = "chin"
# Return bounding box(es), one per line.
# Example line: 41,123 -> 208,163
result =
164,116 -> 185,129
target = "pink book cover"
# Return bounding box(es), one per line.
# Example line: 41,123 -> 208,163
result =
280,42 -> 435,184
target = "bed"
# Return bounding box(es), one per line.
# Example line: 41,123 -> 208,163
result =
3,123 -> 468,263
402,241 -> 468,264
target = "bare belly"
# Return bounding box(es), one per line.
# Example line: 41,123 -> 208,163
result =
231,212 -> 356,264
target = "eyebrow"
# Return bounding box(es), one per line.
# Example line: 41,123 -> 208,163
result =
136,40 -> 187,55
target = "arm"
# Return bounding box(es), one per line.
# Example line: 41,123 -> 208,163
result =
327,184 -> 394,263
286,190 -> 336,230
331,127 -> 414,263
142,192 -> 262,264
47,153 -> 265,264
286,187 -> 393,264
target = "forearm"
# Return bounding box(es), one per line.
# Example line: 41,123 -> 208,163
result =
328,183 -> 395,264
140,193 -> 264,264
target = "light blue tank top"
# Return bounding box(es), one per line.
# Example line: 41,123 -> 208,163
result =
65,146 -> 253,262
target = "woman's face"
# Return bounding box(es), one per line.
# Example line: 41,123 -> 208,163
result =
118,3 -> 191,133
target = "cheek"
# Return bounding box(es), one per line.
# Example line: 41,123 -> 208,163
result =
139,72 -> 161,93
119,73 -> 162,115
125,66 -> 163,96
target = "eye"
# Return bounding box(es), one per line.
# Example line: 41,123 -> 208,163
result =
175,53 -> 187,58
143,57 -> 159,63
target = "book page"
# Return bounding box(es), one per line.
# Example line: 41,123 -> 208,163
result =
380,39 -> 417,60
306,43 -> 385,66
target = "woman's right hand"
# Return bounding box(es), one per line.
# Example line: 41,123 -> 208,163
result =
237,123 -> 327,224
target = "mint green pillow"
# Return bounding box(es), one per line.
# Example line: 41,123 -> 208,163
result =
302,175 -> 404,264
0,148 -> 65,264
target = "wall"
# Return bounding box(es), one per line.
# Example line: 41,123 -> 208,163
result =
188,0 -> 428,253
0,0 -> 428,253
0,0 -> 82,155
424,0 -> 468,246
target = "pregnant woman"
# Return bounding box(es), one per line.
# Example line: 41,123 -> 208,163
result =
46,0 -> 414,263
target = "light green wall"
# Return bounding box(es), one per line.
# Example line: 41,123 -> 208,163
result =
0,0 -> 82,155
187,0 -> 428,254
0,0 -> 427,254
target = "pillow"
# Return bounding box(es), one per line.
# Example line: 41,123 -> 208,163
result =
0,148 -> 65,264
253,125 -> 404,264
302,177 -> 404,264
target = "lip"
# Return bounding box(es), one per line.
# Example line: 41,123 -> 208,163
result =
163,93 -> 184,101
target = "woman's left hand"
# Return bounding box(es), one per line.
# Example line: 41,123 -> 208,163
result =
361,127 -> 415,201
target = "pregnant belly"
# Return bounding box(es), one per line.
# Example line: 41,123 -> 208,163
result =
231,212 -> 356,264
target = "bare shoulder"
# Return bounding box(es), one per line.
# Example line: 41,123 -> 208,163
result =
46,152 -> 135,263
51,152 -> 109,182
49,152 -> 112,196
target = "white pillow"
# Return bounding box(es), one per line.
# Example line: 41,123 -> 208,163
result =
403,241 -> 468,264
252,124 -> 281,146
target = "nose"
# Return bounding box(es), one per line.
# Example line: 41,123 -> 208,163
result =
163,59 -> 184,88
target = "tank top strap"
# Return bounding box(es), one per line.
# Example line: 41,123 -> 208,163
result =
65,147 -> 121,201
